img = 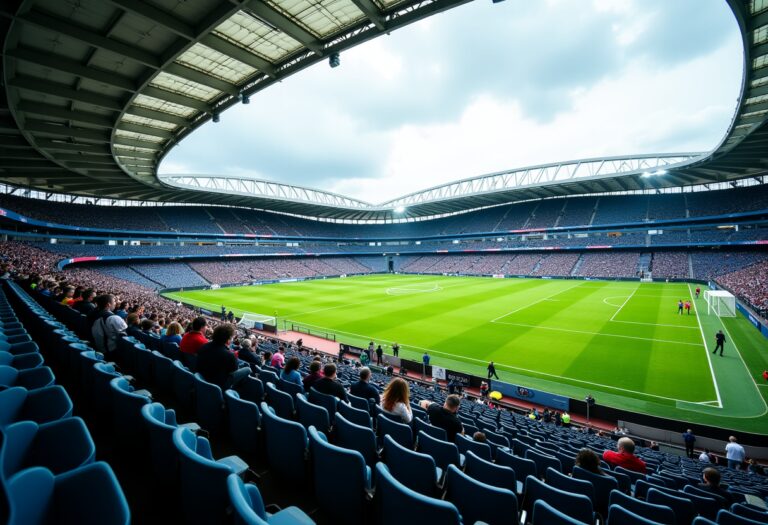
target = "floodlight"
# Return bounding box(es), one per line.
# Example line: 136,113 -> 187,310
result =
394,206 -> 405,213
653,169 -> 667,176
212,112 -> 220,123
641,172 -> 652,178
329,52 -> 340,68
239,92 -> 250,104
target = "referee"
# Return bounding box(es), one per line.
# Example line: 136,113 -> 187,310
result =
713,330 -> 726,356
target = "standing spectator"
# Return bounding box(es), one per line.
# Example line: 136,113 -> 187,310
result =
91,294 -> 127,355
302,360 -> 323,392
380,377 -> 412,423
422,351 -> 430,377
375,344 -> 384,365
725,436 -> 745,470
392,342 -> 399,357
197,324 -> 249,389
713,330 -> 726,356
350,367 -> 380,404
180,316 -> 208,356
74,288 -> 96,315
280,357 -> 303,387
419,395 -> 464,442
603,438 -> 647,474
313,363 -> 348,401
487,361 -> 499,380
682,429 -> 696,459
479,381 -> 489,399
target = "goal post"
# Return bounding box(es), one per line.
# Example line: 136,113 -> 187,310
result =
238,312 -> 277,330
703,290 -> 737,317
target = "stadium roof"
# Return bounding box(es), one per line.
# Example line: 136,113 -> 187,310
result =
1,0 -> 767,221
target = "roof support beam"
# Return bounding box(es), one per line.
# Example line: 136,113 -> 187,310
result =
8,76 -> 124,112
200,34 -> 276,78
108,0 -> 196,39
24,120 -> 111,142
243,1 -> 323,54
33,139 -> 113,154
115,122 -> 174,139
16,101 -> 115,128
349,0 -> 386,30
114,150 -> 158,160
113,137 -> 164,149
18,10 -> 161,68
142,86 -> 211,112
6,46 -> 137,92
125,105 -> 189,127
164,62 -> 238,95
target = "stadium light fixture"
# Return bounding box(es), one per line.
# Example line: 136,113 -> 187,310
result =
641,172 -> 652,178
329,52 -> 340,68
653,169 -> 667,176
239,92 -> 250,104
212,112 -> 220,123
394,206 -> 405,213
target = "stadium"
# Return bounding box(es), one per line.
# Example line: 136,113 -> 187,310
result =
0,0 -> 767,523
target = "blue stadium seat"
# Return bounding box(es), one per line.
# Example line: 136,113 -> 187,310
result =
603,467 -> 633,494
608,503 -> 672,525
547,466 -> 595,503
729,503 -> 768,522
227,474 -> 315,525
0,365 -> 55,390
308,387 -> 337,421
377,413 -> 413,449
237,376 -> 265,405
346,392 -> 372,413
308,426 -> 370,525
109,377 -> 151,451
523,475 -> 596,525
193,373 -> 225,435
647,488 -> 695,525
444,464 -> 518,525
277,378 -> 304,398
682,485 -> 729,509
337,400 -> 372,428
260,402 -> 308,484
172,426 -> 248,525
455,432 -> 492,461
608,489 -> 676,525
141,402 -> 190,488
295,393 -> 330,433
417,430 -> 464,471
265,382 -> 295,420
533,500 -> 587,525
497,448 -> 537,483
0,386 -> 72,427
91,362 -> 120,415
573,465 -> 620,518
1,418 -> 95,480
413,417 -> 447,441
382,434 -> 442,496
525,448 -> 562,478
464,449 -> 518,494
375,463 -> 461,525
0,351 -> 43,370
150,351 -> 174,393
171,360 -> 196,414
716,510 -> 767,525
224,390 -> 262,459
6,462 -> 130,525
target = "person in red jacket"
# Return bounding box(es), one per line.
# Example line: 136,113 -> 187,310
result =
603,437 -> 647,474
180,316 -> 209,355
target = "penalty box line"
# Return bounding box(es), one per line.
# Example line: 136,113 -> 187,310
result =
490,281 -> 585,323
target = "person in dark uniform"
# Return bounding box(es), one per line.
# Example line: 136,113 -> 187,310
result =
677,300 -> 684,315
683,429 -> 696,459
375,345 -> 384,365
487,361 -> 499,380
392,342 -> 399,357
713,330 -> 726,356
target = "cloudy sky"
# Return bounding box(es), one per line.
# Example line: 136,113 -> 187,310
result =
160,0 -> 743,204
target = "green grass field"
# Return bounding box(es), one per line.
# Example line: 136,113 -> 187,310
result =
163,274 -> 768,433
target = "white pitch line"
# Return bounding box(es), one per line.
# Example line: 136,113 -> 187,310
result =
609,319 -> 700,330
609,285 -> 639,322
688,284 -> 723,409
490,281 -> 584,322
284,320 -> 714,405
491,319 -> 705,347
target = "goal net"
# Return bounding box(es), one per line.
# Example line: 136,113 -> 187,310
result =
238,312 -> 277,330
704,290 -> 737,317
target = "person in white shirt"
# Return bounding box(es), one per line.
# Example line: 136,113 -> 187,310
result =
380,377 -> 412,424
725,436 -> 746,470
91,294 -> 127,354
699,449 -> 711,463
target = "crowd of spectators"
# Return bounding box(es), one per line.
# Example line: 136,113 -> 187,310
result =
532,253 -> 580,276
559,197 -> 597,227
650,252 -> 689,279
717,260 -> 768,315
575,252 -> 640,278
691,252 -> 768,281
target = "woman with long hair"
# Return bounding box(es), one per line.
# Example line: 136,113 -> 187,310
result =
280,356 -> 303,387
162,321 -> 183,345
380,377 -> 412,423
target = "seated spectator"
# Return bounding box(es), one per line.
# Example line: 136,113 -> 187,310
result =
280,357 -> 303,387
699,449 -> 713,463
350,367 -> 380,404
747,459 -> 765,476
73,288 -> 96,315
125,313 -> 143,339
161,321 -> 183,345
312,363 -> 347,401
603,437 -> 646,474
58,286 -> 75,305
140,318 -> 155,335
196,324 -> 249,389
575,448 -> 604,475
271,347 -> 285,369
115,301 -> 129,319
380,377 -> 411,423
91,294 -> 127,355
473,432 -> 487,443
419,395 -> 464,442
698,467 -> 735,506
303,360 -> 323,392
236,338 -> 262,369
180,316 -> 208,355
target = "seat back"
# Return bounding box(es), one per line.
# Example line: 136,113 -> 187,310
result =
346,392 -> 371,413
277,378 -> 304,398
237,376 -> 265,405
608,503 -> 673,525
532,500 -> 586,525
375,463 -> 461,525
377,413 -> 413,449
413,417 -> 447,441
295,393 -> 330,433
265,382 -> 295,420
417,430 -> 462,471
140,402 -> 180,486
172,427 -> 234,525
647,488 -> 695,525
227,474 -> 269,525
525,448 -> 562,478
337,401 -> 372,428
496,448 -> 537,481
444,464 -> 518,525
455,433 -> 492,461
224,390 -> 261,458
383,434 -> 441,497
335,412 -> 378,466
546,466 -> 594,502
523,475 -> 594,525
572,465 -> 619,518
715,510 -> 766,525
730,503 -> 768,522
608,489 -> 676,525
109,377 -> 150,447
150,351 -> 174,392
259,402 -> 307,484
91,363 -> 120,413
464,449 -> 517,493
308,387 -> 338,421
308,427 -> 368,525
171,360 -> 195,413
193,373 -> 225,434
603,467 -> 632,494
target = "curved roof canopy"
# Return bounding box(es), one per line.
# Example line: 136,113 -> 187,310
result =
1,0 -> 767,220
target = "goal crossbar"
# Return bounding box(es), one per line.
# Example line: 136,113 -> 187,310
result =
703,290 -> 737,317
238,312 -> 277,329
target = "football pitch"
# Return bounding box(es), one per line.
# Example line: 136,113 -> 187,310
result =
163,274 -> 768,433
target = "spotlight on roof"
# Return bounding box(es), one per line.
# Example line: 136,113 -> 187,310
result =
641,172 -> 652,178
239,92 -> 250,104
653,169 -> 667,176
394,206 -> 405,213
212,112 -> 220,123
329,52 -> 340,68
